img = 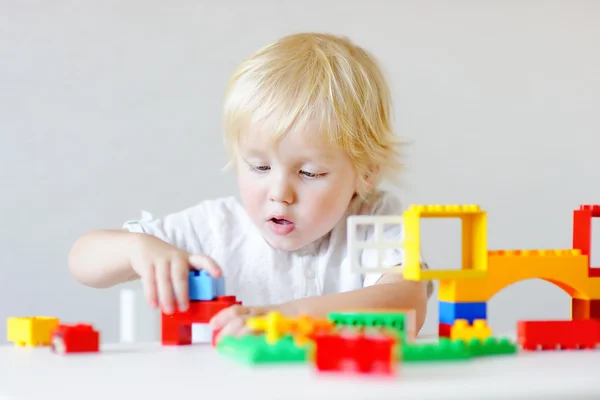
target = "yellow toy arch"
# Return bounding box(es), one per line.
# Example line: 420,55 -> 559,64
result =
401,204 -> 600,321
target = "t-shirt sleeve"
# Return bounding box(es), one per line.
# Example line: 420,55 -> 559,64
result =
359,192 -> 434,297
121,202 -> 215,255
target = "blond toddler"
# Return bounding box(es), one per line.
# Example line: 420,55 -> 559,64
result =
68,32 -> 432,341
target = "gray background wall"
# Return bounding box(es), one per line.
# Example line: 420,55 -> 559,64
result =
1,0 -> 599,344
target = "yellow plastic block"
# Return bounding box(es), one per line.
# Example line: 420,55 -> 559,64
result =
246,312 -> 333,345
247,312 -> 287,344
439,249 -> 600,302
402,204 -> 488,281
7,316 -> 59,347
450,319 -> 492,342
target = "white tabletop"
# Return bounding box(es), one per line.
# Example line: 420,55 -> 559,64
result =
1,341 -> 599,400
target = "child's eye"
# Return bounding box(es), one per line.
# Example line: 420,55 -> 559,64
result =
248,164 -> 270,172
300,170 -> 326,178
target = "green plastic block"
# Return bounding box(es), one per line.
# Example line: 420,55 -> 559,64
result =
217,334 -> 310,364
328,311 -> 408,339
464,337 -> 518,357
401,339 -> 472,362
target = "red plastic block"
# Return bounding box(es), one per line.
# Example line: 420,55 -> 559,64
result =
312,328 -> 397,375
163,296 -> 241,324
517,319 -> 600,351
572,298 -> 600,320
51,324 -> 99,354
573,205 -> 600,277
438,323 -> 452,338
161,318 -> 192,345
580,205 -> 600,216
161,296 -> 241,346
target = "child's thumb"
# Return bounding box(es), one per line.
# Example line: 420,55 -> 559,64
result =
188,254 -> 222,278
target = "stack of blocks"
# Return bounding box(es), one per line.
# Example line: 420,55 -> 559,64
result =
161,270 -> 241,345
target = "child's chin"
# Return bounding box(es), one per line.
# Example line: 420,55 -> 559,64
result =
265,236 -> 305,252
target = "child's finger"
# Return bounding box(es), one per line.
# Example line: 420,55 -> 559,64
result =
209,305 -> 249,330
188,254 -> 222,278
215,317 -> 248,343
155,260 -> 175,314
142,264 -> 158,308
170,255 -> 189,312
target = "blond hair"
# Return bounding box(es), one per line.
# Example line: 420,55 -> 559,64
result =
222,32 -> 403,197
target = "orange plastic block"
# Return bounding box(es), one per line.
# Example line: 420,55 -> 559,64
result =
247,312 -> 333,345
451,319 -> 492,342
402,204 -> 488,281
439,249 -> 598,302
7,316 -> 59,347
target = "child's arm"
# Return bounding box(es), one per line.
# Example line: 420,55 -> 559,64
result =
278,274 -> 429,331
68,229 -> 143,288
68,229 -> 222,313
211,274 -> 430,340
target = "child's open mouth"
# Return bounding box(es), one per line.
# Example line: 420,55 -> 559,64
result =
268,217 -> 295,235
271,218 -> 292,225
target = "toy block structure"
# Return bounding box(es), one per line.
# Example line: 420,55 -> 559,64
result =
349,203 -> 600,348
246,312 -> 333,346
402,205 -> 488,281
51,323 -> 100,354
327,309 -> 416,343
517,319 -> 600,350
217,334 -> 311,364
162,295 -> 241,345
160,271 -> 240,345
7,316 -> 59,347
310,327 -> 398,375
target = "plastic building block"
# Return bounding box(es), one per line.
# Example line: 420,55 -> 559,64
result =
189,270 -> 225,301
439,301 -> 486,325
6,316 -> 59,347
246,312 -> 333,345
163,296 -> 241,324
311,328 -> 398,375
572,298 -> 600,320
161,296 -> 241,346
346,214 -> 404,276
438,249 -> 596,303
465,337 -> 517,356
573,204 -> 600,277
217,334 -> 310,364
402,204 -> 488,281
161,317 -> 192,345
450,319 -> 492,342
51,324 -> 99,354
517,319 -> 600,350
327,309 -> 414,342
402,338 -> 471,362
438,323 -> 452,338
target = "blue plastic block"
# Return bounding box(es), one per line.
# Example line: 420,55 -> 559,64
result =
189,270 -> 225,301
439,301 -> 486,325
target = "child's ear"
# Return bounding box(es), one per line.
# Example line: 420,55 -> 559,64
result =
360,165 -> 381,192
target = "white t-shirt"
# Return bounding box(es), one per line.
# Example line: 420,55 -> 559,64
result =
123,190 -> 431,306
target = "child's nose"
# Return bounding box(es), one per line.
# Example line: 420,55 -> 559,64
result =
268,179 -> 295,204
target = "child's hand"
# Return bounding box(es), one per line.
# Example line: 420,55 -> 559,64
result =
209,305 -> 267,343
129,234 -> 222,314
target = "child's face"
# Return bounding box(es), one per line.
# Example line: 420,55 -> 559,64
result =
235,125 -> 358,252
